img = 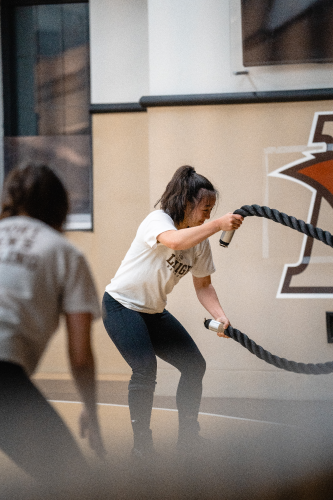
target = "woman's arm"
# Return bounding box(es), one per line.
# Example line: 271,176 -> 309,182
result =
157,212 -> 243,250
192,275 -> 230,338
66,312 -> 106,458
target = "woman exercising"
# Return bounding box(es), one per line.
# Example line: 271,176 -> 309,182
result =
0,164 -> 105,487
102,165 -> 243,458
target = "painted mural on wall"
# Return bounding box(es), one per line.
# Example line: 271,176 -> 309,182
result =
270,112 -> 333,298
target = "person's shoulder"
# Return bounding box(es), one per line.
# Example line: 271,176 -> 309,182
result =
22,217 -> 83,256
144,210 -> 174,224
138,210 -> 176,236
0,215 -> 37,229
48,229 -> 84,258
0,215 -> 56,240
144,209 -> 166,220
41,228 -> 88,273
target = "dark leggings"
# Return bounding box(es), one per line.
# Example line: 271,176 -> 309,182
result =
0,361 -> 90,486
102,292 -> 206,430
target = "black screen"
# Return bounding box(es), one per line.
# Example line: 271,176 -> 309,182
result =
241,0 -> 333,66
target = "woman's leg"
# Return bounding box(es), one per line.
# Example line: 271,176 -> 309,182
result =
102,293 -> 157,453
0,362 -> 90,486
144,310 -> 206,441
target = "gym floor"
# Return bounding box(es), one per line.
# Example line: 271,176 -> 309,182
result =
2,377 -> 333,500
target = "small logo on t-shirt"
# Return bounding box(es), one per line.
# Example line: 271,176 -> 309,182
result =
166,253 -> 192,278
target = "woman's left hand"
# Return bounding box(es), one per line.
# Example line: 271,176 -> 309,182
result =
79,408 -> 107,459
215,316 -> 230,338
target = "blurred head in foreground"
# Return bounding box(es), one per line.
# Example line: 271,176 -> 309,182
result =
0,164 -> 69,230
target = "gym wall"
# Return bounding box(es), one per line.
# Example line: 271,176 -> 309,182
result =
35,0 -> 333,401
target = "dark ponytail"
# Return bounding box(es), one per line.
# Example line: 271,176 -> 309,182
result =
155,165 -> 218,226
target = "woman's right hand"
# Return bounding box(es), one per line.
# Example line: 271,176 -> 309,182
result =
218,212 -> 243,231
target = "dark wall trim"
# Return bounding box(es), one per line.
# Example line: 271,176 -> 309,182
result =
90,88 -> 333,114
90,103 -> 146,114
140,88 -> 333,107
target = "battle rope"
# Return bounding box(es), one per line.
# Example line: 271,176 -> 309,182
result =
205,204 -> 333,375
233,204 -> 333,248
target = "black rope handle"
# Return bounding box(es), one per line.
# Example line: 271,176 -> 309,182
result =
213,204 -> 333,375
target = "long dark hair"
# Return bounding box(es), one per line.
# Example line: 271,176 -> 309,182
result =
0,164 -> 69,230
155,165 -> 218,226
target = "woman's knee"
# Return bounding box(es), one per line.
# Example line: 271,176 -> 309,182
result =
195,353 -> 206,378
129,368 -> 157,393
181,351 -> 206,379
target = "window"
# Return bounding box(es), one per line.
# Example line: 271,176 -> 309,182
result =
2,0 -> 92,230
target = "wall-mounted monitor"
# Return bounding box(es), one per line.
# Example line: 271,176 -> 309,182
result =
241,0 -> 333,67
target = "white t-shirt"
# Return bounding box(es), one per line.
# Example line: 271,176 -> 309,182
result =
0,216 -> 101,375
106,210 -> 215,314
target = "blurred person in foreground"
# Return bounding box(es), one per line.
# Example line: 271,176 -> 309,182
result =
0,164 -> 105,489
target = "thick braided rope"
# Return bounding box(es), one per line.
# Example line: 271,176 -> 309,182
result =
224,325 -> 333,375
223,205 -> 333,375
234,204 -> 333,248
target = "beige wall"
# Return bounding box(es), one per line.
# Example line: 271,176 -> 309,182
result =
37,111 -> 149,378
36,101 -> 333,400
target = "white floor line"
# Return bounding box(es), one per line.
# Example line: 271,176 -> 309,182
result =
48,400 -> 296,428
